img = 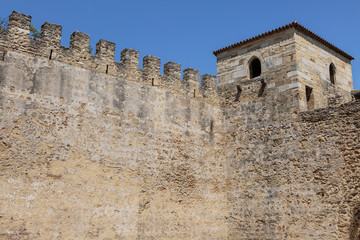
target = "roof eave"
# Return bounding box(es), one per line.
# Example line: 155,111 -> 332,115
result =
213,22 -> 354,61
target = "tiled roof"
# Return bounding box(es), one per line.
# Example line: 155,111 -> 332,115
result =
213,21 -> 354,60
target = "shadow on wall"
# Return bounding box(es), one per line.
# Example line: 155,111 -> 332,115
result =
349,203 -> 360,240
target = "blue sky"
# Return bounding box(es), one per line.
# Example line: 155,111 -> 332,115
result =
1,0 -> 360,89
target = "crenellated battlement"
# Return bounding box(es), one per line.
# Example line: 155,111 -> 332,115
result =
0,11 -> 217,101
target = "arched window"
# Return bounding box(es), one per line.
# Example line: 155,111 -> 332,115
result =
249,57 -> 261,79
329,63 -> 336,85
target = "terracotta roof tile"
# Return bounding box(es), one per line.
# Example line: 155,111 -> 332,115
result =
213,21 -> 354,60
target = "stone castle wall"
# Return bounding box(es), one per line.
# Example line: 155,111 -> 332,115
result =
0,11 -> 359,240
221,94 -> 359,239
217,30 -> 300,239
0,11 -> 227,240
214,22 -> 359,239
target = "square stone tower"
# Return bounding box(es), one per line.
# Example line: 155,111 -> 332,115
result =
214,21 -> 354,111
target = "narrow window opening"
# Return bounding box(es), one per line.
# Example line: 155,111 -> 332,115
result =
49,49 -> 53,60
193,89 -> 196,98
258,79 -> 266,97
106,65 -> 109,74
209,119 -> 214,139
249,57 -> 261,79
235,85 -> 242,102
151,78 -> 154,86
329,63 -> 336,85
306,85 -> 314,110
306,86 -> 312,102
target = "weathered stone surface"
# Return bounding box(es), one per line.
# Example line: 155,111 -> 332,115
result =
213,20 -> 358,240
0,11 -> 359,240
0,54 -> 226,239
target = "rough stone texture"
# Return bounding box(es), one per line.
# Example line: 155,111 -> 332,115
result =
221,98 -> 359,239
0,11 -> 359,240
294,32 -> 353,110
0,49 -> 225,239
213,20 -> 358,240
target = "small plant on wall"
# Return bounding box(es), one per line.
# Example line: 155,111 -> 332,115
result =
30,24 -> 40,39
0,17 -> 8,32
